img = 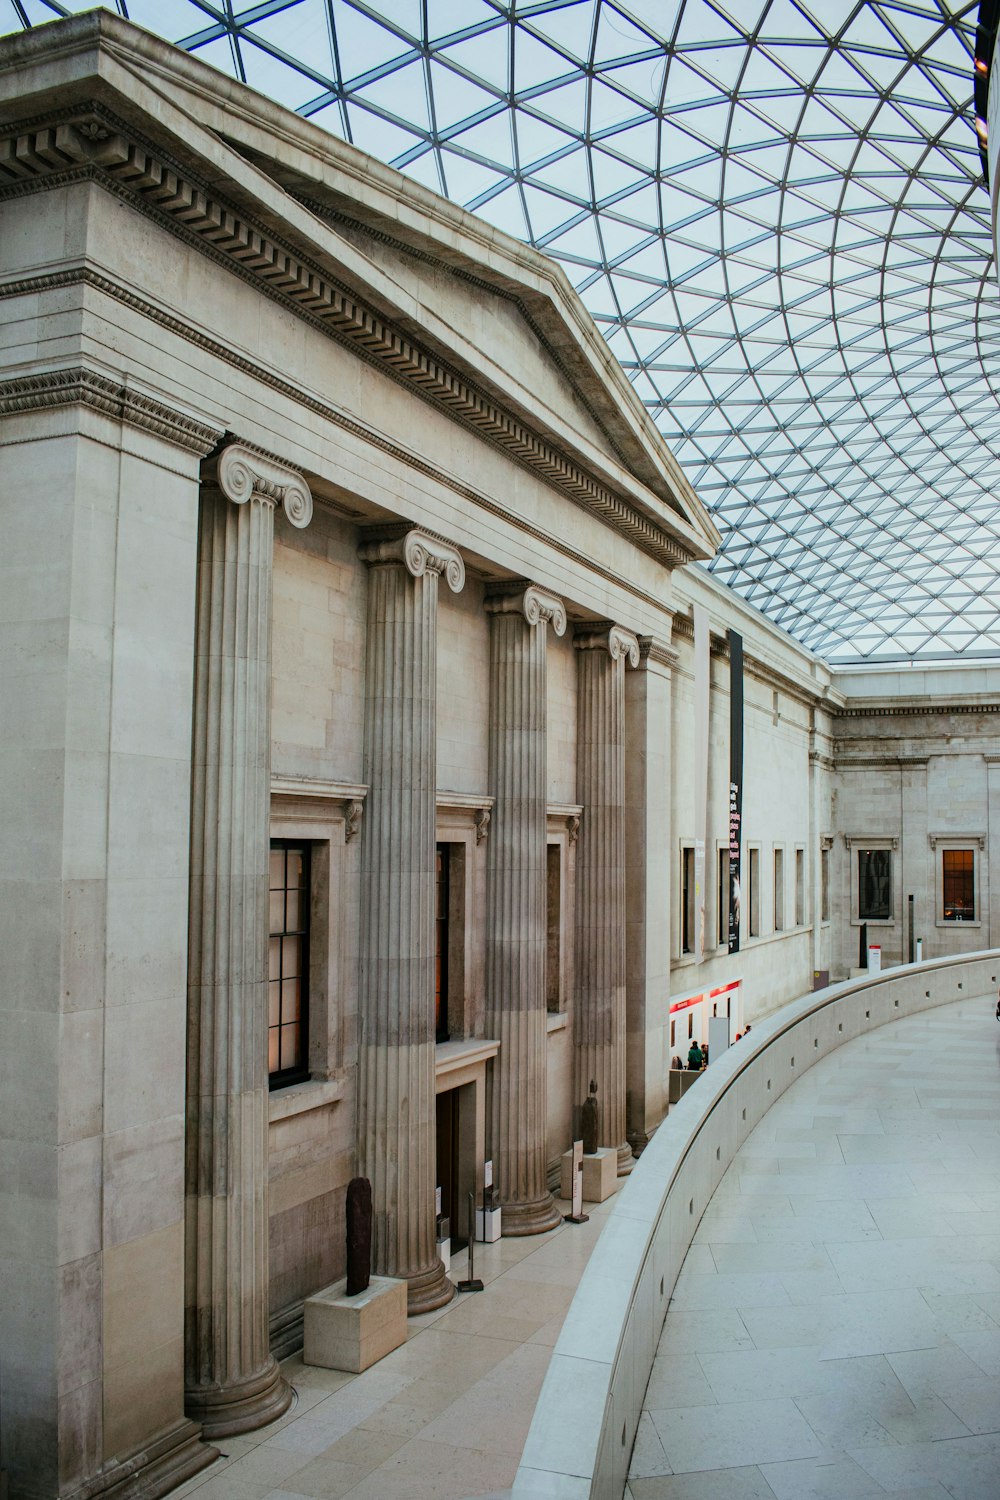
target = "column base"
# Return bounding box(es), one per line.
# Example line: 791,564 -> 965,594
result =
616,1140 -> 635,1176
406,1257 -> 455,1315
626,1129 -> 650,1159
186,1356 -> 293,1440
500,1190 -> 564,1236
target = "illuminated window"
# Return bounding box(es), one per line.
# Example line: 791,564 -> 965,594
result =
942,849 -> 974,922
268,842 -> 310,1087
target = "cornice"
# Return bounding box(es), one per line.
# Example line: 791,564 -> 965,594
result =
836,755 -> 930,770
0,365 -> 219,454
0,267 -> 669,615
670,612 -> 832,709
836,702 -> 1000,718
844,834 -> 899,850
928,832 -> 985,850
0,103 -> 698,571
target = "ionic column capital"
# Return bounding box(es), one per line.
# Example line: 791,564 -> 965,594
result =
359,527 -> 465,593
574,621 -> 640,666
206,441 -> 313,528
484,581 -> 566,635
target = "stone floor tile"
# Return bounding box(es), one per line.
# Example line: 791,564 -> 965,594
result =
650,1396 -> 823,1471
627,1467 -> 776,1499
940,1375 -> 1000,1435
757,1453 -> 887,1498
643,1352 -> 718,1410
657,1307 -> 755,1355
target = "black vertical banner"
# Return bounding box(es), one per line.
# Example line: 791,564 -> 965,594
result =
728,631 -> 744,953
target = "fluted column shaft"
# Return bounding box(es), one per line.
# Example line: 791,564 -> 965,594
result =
358,529 -> 464,1313
485,585 -> 566,1235
185,445 -> 312,1438
574,623 -> 639,1175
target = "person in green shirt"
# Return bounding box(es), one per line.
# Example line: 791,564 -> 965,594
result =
687,1041 -> 703,1071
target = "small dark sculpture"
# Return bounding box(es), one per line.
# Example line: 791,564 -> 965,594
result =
581,1079 -> 599,1155
345,1176 -> 372,1296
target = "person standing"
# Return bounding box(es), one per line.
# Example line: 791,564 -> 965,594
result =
687,1039 -> 703,1070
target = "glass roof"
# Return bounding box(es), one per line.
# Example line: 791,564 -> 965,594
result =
9,0 -> 1000,663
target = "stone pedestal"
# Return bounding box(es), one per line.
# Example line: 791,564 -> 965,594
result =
358,529 -> 464,1313
574,623 -> 639,1177
185,443 -> 312,1438
303,1277 -> 408,1373
559,1147 -> 618,1204
485,584 -> 566,1235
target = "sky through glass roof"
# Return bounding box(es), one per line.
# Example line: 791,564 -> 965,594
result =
8,0 -> 1000,662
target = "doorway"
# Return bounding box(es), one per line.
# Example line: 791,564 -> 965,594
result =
435,1083 -> 474,1251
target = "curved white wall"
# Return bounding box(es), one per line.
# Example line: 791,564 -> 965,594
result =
512,951 -> 1000,1500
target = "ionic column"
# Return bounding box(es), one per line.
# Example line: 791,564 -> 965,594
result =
574,622 -> 640,1176
185,443 -> 312,1437
485,584 -> 566,1236
358,528 -> 464,1314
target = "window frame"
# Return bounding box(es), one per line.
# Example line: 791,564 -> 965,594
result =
773,846 -> 785,932
747,843 -> 761,938
846,836 -> 897,928
268,839 -> 312,1091
931,835 -> 983,929
680,842 -> 696,956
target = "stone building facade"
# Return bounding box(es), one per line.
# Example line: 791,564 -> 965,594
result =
2,15 -> 999,1500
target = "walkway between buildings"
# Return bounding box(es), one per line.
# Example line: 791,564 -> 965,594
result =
628,997 -> 1000,1500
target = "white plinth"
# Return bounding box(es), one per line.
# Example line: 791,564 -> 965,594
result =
437,1236 -> 451,1273
475,1206 -> 502,1243
560,1146 -> 617,1204
303,1275 -> 407,1373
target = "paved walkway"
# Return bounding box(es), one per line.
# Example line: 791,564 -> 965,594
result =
173,1183 -> 614,1500
629,996 -> 1000,1500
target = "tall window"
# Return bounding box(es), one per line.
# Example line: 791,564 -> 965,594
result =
717,849 -> 730,946
821,846 -> 830,922
546,844 -> 562,1013
942,849 -> 974,921
773,848 -> 784,931
269,842 -> 310,1087
436,844 -> 450,1042
858,848 -> 891,920
681,846 -> 695,953
748,846 -> 760,937
795,848 -> 804,927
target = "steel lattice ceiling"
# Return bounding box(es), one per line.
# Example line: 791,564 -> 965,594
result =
8,0 -> 1000,663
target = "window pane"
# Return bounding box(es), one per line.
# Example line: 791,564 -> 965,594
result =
281,934 -> 300,979
269,849 -> 285,890
269,890 -> 284,934
280,1023 -> 300,1072
268,1028 -> 280,1072
268,980 -> 281,1028
282,976 -> 300,1021
268,935 -> 281,981
285,888 -> 301,932
286,849 -> 304,889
